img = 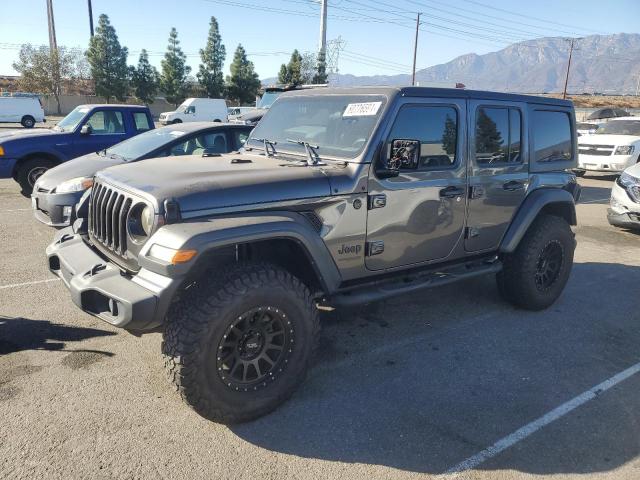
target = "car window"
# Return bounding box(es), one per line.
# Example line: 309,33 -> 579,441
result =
386,105 -> 458,171
86,110 -> 125,134
234,130 -> 249,149
185,106 -> 196,114
533,111 -> 573,162
475,107 -> 522,165
169,132 -> 228,156
133,112 -> 152,132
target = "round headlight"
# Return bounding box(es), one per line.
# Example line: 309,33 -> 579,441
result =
141,205 -> 154,235
128,203 -> 154,242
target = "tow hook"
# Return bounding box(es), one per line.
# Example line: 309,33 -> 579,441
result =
85,263 -> 107,278
56,233 -> 74,245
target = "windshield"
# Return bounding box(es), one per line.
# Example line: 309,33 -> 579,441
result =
105,127 -> 187,161
55,106 -> 90,132
257,91 -> 282,109
594,120 -> 640,136
247,95 -> 386,160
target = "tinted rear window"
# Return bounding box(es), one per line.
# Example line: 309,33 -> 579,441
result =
533,111 -> 573,163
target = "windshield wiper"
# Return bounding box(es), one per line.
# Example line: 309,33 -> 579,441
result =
287,139 -> 320,166
252,138 -> 277,157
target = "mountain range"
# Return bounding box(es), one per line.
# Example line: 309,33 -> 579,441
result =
267,33 -> 640,94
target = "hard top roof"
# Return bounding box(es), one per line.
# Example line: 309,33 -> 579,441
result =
282,86 -> 573,107
155,121 -> 251,132
77,104 -> 149,110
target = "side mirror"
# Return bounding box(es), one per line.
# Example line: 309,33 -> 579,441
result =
376,139 -> 420,179
80,124 -> 92,135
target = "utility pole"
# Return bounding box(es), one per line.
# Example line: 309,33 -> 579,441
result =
411,13 -> 421,86
46,0 -> 58,52
318,0 -> 327,57
635,72 -> 640,96
563,38 -> 581,100
87,0 -> 94,37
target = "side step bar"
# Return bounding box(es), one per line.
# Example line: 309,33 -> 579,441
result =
327,259 -> 502,307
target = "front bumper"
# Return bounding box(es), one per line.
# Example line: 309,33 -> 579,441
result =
46,227 -> 181,331
31,189 -> 84,227
0,158 -> 18,178
577,153 -> 636,173
607,181 -> 640,230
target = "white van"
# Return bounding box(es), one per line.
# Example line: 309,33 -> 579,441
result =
159,98 -> 228,125
228,106 -> 255,120
0,94 -> 45,128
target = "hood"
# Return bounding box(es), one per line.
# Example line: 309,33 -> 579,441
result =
624,162 -> 640,178
579,134 -> 640,146
36,152 -> 124,190
0,128 -> 63,142
237,109 -> 266,124
97,152 -> 335,214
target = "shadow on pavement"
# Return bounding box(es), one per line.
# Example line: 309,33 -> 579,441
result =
0,316 -> 116,356
231,262 -> 640,476
578,184 -> 613,204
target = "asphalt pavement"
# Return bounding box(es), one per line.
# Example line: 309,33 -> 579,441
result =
0,174 -> 639,480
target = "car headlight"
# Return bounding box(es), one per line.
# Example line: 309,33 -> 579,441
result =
614,145 -> 635,156
56,176 -> 94,193
618,171 -> 640,203
128,203 -> 154,242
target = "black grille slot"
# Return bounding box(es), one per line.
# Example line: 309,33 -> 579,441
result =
578,144 -> 614,156
89,180 -> 137,257
300,211 -> 323,233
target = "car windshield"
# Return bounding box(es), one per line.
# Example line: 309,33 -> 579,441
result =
247,94 -> 386,160
594,120 -> 640,136
105,127 -> 188,161
257,91 -> 282,109
54,106 -> 90,132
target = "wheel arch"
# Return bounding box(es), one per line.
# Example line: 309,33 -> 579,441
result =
500,188 -> 577,254
13,151 -> 61,177
139,212 -> 342,295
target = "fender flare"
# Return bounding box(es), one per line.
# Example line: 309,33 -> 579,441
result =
139,211 -> 342,293
500,188 -> 577,254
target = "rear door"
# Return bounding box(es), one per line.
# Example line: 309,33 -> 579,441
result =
465,100 -> 528,252
366,98 -> 468,270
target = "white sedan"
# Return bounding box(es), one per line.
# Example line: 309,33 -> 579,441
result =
608,162 -> 640,230
576,117 -> 640,176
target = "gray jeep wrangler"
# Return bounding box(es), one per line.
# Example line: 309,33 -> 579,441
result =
46,87 -> 580,423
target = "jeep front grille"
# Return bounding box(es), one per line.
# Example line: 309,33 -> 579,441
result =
88,181 -> 133,255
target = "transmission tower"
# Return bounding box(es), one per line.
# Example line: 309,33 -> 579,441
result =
326,36 -> 346,83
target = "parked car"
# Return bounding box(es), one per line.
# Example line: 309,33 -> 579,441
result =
47,86 -> 579,424
0,93 -> 45,128
159,98 -> 228,125
576,122 -> 599,136
587,107 -> 630,121
232,84 -> 327,126
608,163 -> 640,230
32,122 -> 252,227
0,104 -> 153,194
576,117 -> 640,176
228,106 -> 255,120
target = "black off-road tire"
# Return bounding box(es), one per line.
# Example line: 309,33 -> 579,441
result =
574,169 -> 586,177
497,214 -> 575,311
162,262 -> 319,424
21,115 -> 35,128
16,157 -> 55,196
171,119 -> 182,124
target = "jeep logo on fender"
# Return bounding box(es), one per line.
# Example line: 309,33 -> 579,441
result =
338,244 -> 362,255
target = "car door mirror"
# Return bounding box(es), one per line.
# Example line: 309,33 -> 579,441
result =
80,124 -> 92,135
376,139 -> 420,178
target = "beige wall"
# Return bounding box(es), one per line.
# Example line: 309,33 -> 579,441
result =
42,95 -> 176,118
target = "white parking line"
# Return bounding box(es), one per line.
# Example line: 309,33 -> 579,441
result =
445,361 -> 640,475
4,208 -> 32,212
0,278 -> 60,290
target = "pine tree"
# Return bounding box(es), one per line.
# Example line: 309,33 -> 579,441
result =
197,16 -> 226,98
160,28 -> 192,107
130,50 -> 159,105
312,50 -> 328,84
287,49 -> 303,86
441,115 -> 457,155
85,14 -> 129,103
475,109 -> 503,154
225,44 -> 261,106
277,63 -> 289,84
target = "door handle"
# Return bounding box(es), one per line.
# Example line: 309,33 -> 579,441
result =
503,180 -> 525,191
439,186 -> 465,198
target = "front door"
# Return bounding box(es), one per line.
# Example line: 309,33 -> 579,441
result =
366,99 -> 467,271
73,109 -> 127,157
465,101 -> 528,252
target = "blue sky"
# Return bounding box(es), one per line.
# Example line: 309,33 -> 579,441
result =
0,0 -> 638,79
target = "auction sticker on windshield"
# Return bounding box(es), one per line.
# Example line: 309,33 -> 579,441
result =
343,102 -> 382,117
